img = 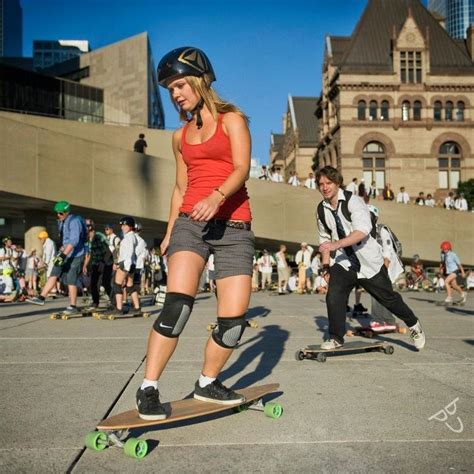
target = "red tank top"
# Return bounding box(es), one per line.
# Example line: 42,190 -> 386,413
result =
179,114 -> 252,221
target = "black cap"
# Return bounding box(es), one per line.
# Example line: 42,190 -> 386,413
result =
157,46 -> 216,87
119,216 -> 136,228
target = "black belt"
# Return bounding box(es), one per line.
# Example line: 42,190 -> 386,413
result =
178,212 -> 251,230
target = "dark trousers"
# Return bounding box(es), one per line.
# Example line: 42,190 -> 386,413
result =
102,264 -> 113,299
90,265 -> 103,306
326,264 -> 418,343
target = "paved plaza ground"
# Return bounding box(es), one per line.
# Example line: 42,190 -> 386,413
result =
0,289 -> 472,473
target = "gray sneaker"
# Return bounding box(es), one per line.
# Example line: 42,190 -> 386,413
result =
63,306 -> 79,315
409,321 -> 425,350
26,296 -> 45,306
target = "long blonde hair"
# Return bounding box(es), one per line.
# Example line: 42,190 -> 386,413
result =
171,75 -> 249,125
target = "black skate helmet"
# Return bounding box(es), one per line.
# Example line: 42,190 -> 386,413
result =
119,216 -> 136,228
157,46 -> 216,87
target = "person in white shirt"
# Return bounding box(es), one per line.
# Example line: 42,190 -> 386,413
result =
257,249 -> 275,290
345,178 -> 358,194
295,242 -> 314,293
455,193 -> 468,211
304,172 -> 317,190
271,169 -> 284,183
313,274 -> 328,294
275,244 -> 290,294
396,186 -> 410,204
367,205 -> 405,332
112,216 -> 138,316
287,271 -> 297,293
310,252 -> 321,277
444,191 -> 455,210
425,194 -> 435,207
258,165 -> 271,180
0,237 -> 16,272
316,165 -> 425,350
38,231 -> 57,278
287,171 -> 300,187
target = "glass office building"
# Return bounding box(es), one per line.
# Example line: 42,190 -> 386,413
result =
33,40 -> 89,70
446,0 -> 474,38
0,0 -> 23,57
429,0 -> 474,38
0,63 -> 104,122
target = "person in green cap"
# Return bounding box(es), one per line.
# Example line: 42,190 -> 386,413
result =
26,201 -> 88,315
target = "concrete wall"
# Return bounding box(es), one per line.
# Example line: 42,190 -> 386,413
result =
1,112 -> 473,264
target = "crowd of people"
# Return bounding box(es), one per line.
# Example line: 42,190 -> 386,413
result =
258,167 -> 470,212
0,203 -> 167,314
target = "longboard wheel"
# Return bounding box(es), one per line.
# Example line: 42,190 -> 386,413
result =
123,438 -> 148,459
264,402 -> 283,419
233,403 -> 249,413
316,352 -> 327,363
295,350 -> 305,361
248,320 -> 258,328
399,327 -> 407,334
346,330 -> 354,337
108,315 -> 116,321
50,314 -> 58,320
206,324 -> 215,332
384,345 -> 395,355
61,314 -> 69,320
142,313 -> 150,318
85,431 -> 108,451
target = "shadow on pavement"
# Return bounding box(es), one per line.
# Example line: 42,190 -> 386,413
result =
246,306 -> 271,319
220,324 -> 288,389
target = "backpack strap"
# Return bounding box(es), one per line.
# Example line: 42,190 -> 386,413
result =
317,202 -> 331,236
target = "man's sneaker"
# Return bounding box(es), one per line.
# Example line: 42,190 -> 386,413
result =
320,339 -> 344,350
193,379 -> 245,405
63,306 -> 79,315
26,296 -> 45,305
458,292 -> 467,304
409,321 -> 425,350
354,303 -> 368,313
136,386 -> 167,421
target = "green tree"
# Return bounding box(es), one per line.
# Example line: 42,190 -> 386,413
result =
456,179 -> 474,210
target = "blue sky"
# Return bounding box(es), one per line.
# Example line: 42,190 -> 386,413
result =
22,0 -> 374,164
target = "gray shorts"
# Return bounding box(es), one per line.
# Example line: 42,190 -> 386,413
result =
168,216 -> 255,279
51,255 -> 84,286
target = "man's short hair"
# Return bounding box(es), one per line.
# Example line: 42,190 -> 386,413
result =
315,166 -> 344,187
139,133 -> 145,139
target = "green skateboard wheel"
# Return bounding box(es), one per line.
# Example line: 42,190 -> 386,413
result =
124,438 -> 148,458
85,431 -> 108,451
264,402 -> 283,419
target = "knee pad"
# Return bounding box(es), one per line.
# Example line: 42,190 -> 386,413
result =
153,292 -> 195,338
113,281 -> 122,295
211,315 -> 246,349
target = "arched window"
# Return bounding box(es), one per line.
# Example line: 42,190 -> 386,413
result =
445,101 -> 453,121
362,141 -> 386,190
357,100 -> 366,120
381,100 -> 390,121
402,101 -> 410,121
369,100 -> 377,121
438,141 -> 461,189
456,101 -> 465,121
413,101 -> 422,121
433,101 -> 442,121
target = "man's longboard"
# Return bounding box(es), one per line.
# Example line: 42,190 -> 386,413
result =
85,383 -> 281,459
50,307 -> 99,320
295,341 -> 394,363
346,325 -> 407,338
93,310 -> 151,321
436,301 -> 465,307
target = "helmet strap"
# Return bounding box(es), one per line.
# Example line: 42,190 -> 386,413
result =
192,98 -> 204,129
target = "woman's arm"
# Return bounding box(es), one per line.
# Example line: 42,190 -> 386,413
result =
191,113 -> 251,221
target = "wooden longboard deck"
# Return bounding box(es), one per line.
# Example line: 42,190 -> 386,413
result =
304,341 -> 386,353
97,383 -> 279,431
